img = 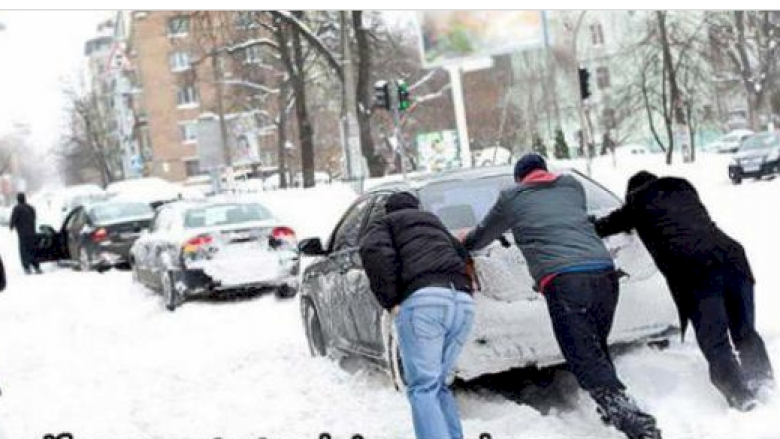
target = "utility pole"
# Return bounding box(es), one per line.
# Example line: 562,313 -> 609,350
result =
447,66 -> 472,168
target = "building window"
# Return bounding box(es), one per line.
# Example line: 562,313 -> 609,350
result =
179,121 -> 198,144
244,45 -> 263,64
169,51 -> 191,72
167,16 -> 190,37
177,84 -> 199,107
596,66 -> 611,89
184,159 -> 202,177
590,23 -> 605,46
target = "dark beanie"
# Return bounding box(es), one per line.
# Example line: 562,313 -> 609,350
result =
16,193 -> 26,204
386,191 -> 420,213
514,153 -> 547,180
626,171 -> 658,195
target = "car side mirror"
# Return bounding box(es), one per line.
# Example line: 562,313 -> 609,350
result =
298,237 -> 326,256
39,225 -> 56,235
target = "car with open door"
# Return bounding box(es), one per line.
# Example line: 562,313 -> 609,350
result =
130,199 -> 300,311
34,200 -> 155,271
298,165 -> 679,389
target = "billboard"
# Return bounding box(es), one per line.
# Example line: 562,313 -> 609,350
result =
417,11 -> 549,67
416,130 -> 460,172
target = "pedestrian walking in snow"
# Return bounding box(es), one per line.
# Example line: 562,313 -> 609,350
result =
359,191 -> 475,439
595,171 -> 774,411
10,193 -> 41,275
461,154 -> 661,439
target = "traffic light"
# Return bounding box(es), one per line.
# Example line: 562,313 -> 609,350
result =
373,80 -> 390,110
397,79 -> 411,111
578,67 -> 591,101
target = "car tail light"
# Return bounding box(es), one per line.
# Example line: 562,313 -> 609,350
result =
272,226 -> 296,241
183,234 -> 213,253
91,228 -> 108,243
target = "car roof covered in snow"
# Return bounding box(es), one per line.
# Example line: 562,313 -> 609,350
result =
367,164 -> 571,193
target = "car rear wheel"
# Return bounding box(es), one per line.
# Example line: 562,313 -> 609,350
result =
78,247 -> 91,272
731,175 -> 742,185
302,298 -> 327,357
161,270 -> 180,312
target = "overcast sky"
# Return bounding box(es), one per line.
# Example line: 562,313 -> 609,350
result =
0,10 -> 110,152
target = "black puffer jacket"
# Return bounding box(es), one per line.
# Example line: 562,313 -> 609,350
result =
595,173 -> 753,333
359,192 -> 471,310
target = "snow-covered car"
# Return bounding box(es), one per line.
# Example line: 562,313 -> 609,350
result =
34,200 -> 155,271
703,129 -> 754,154
130,200 -> 300,311
297,165 -> 678,388
106,177 -> 184,208
728,131 -> 780,184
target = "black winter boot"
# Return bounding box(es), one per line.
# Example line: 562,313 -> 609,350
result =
590,388 -> 662,439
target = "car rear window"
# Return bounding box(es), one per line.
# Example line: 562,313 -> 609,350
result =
90,203 -> 153,223
419,171 -> 621,231
184,203 -> 273,228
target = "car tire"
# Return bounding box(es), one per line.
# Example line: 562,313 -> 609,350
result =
302,298 -> 327,357
78,247 -> 91,272
161,270 -> 180,312
275,284 -> 297,299
386,320 -> 407,392
731,175 -> 742,185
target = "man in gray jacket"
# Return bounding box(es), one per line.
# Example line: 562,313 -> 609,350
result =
461,154 -> 661,439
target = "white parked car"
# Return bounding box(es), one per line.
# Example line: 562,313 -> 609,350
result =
106,177 -> 184,208
702,129 -> 754,154
130,200 -> 300,311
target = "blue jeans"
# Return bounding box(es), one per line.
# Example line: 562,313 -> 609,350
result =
395,286 -> 475,439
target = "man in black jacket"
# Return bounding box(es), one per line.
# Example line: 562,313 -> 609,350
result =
596,171 -> 774,411
359,192 -> 474,439
10,193 -> 42,274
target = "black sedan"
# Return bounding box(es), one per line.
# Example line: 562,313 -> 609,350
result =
35,200 -> 155,271
298,165 -> 678,389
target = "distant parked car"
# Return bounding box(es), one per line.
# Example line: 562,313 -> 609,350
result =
297,166 -> 678,389
130,200 -> 300,311
703,129 -> 754,154
34,200 -> 155,271
728,131 -> 780,184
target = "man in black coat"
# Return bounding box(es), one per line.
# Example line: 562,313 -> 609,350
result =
595,171 -> 774,411
10,193 -> 42,274
359,192 -> 474,439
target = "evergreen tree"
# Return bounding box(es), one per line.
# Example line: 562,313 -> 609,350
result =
532,133 -> 548,158
553,129 -> 570,159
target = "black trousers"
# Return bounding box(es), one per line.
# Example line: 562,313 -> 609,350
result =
687,268 -> 774,401
18,234 -> 40,272
544,269 -> 624,392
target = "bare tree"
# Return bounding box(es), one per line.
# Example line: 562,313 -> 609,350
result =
709,11 -> 780,130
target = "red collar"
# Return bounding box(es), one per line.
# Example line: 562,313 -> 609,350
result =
521,169 -> 559,183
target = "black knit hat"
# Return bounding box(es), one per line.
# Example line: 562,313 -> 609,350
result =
626,171 -> 658,196
514,153 -> 547,181
386,191 -> 420,213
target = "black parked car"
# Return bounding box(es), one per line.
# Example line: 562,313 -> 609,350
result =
298,166 -> 678,389
728,131 -> 780,184
35,200 -> 155,271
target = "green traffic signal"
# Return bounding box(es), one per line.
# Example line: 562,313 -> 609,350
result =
397,79 -> 410,111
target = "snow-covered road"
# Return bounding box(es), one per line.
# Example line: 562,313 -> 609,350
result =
0,155 -> 778,439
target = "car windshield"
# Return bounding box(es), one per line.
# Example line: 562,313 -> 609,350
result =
740,133 -> 779,151
418,171 -> 621,231
89,202 -> 153,223
184,203 -> 273,228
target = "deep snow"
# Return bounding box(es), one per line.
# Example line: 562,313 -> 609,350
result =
0,153 -> 778,439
